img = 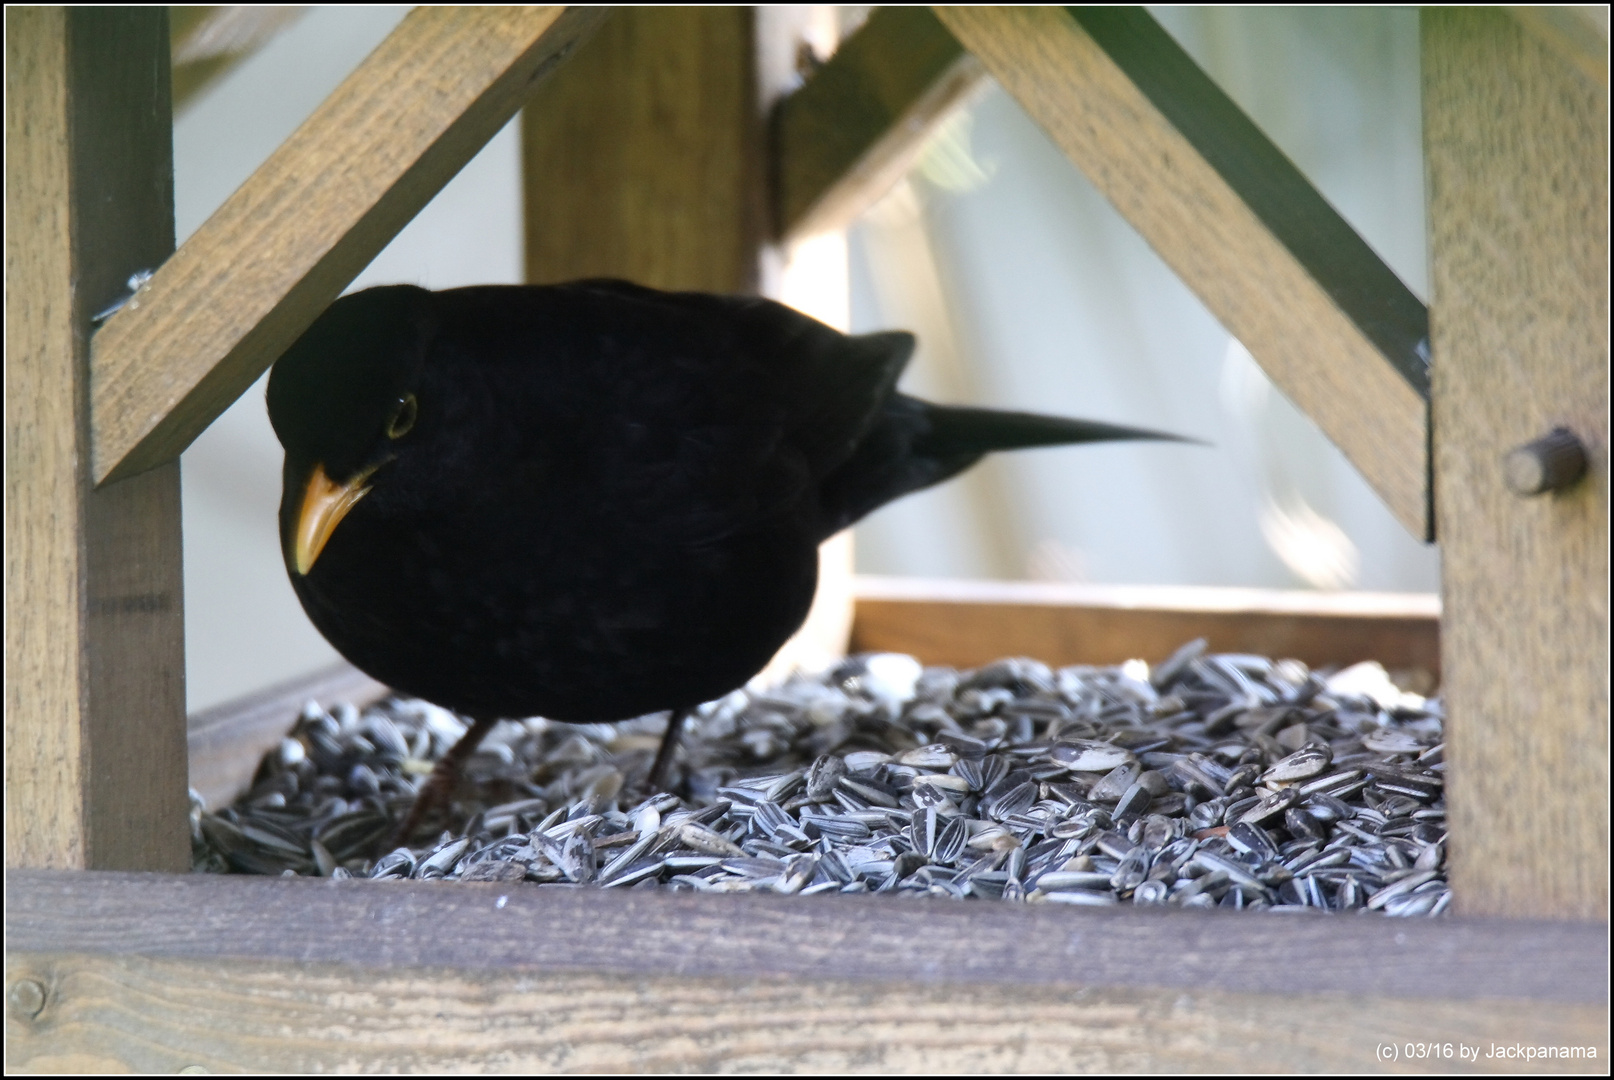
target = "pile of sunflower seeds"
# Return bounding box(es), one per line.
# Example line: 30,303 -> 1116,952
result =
194,639 -> 1449,916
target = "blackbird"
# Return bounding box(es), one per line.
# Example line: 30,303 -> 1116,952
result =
268,279 -> 1189,839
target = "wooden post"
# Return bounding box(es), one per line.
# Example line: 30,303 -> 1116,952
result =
1424,9 -> 1609,920
522,7 -> 762,293
5,8 -> 188,871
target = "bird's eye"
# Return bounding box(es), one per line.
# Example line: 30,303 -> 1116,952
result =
387,394 -> 417,439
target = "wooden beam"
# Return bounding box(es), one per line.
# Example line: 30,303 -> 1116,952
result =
772,6 -> 985,242
851,577 -> 1440,682
934,7 -> 1432,540
87,5 -> 606,486
5,871 -> 1606,1071
5,8 -> 189,872
10,954 -> 1603,1073
1424,9 -> 1609,921
522,7 -> 761,294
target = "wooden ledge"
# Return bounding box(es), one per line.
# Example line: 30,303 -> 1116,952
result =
6,870 -> 1603,1002
851,576 -> 1442,678
5,870 -> 1607,1071
853,575 -> 1441,616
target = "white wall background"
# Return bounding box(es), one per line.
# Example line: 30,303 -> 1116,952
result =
176,6 -> 1438,713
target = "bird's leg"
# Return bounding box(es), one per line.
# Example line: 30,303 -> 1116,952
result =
645,708 -> 692,793
389,715 -> 498,848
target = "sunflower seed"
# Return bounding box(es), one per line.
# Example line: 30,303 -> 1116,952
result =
1088,762 -> 1142,802
985,780 -> 1036,821
1113,781 -> 1152,819
1049,740 -> 1135,773
1263,745 -> 1332,783
899,744 -> 958,768
200,642 -> 1446,914
1227,821 -> 1279,862
1042,889 -> 1117,906
1132,879 -> 1169,905
1109,847 -> 1151,892
1238,787 -> 1300,825
1363,729 -> 1424,754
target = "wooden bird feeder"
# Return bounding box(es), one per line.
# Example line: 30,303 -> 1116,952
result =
6,6 -> 1607,1070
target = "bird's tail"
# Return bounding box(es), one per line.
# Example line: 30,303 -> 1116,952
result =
913,403 -> 1195,458
816,395 -> 1200,536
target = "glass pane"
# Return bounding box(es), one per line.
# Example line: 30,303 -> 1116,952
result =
848,8 -> 1438,594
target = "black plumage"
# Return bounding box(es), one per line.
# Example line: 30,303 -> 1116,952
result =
267,279 -> 1188,834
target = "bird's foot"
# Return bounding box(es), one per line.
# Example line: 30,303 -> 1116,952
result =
642,707 -> 692,796
386,715 -> 497,849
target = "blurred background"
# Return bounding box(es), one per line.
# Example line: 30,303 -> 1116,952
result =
173,6 -> 1439,713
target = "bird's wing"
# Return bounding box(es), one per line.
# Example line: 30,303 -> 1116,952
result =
426,281 -> 917,548
729,298 -> 916,478
561,279 -> 916,479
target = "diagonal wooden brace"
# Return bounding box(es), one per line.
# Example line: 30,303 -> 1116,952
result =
772,7 -> 987,243
934,6 -> 1433,540
89,5 -> 607,487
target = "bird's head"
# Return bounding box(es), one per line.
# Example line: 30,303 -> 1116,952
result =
267,285 -> 437,576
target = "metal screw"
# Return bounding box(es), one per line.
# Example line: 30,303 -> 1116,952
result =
8,978 -> 46,1018
1503,427 -> 1587,496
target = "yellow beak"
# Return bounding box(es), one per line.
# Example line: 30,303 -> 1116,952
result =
293,462 -> 374,575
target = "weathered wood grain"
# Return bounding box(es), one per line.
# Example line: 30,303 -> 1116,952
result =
88,5 -> 606,486
4,871 -> 1606,1072
9,871 -> 1603,1001
187,662 -> 388,812
772,6 -> 985,241
522,7 -> 762,294
935,6 -> 1432,539
1506,6 -> 1610,87
5,8 -> 189,871
7,953 -> 1605,1074
851,577 -> 1441,680
6,6 -> 81,871
1424,9 -> 1609,921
